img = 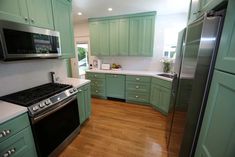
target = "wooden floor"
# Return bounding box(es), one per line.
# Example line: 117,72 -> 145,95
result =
59,98 -> 168,157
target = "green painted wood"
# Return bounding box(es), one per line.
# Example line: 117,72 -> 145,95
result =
89,22 -> 100,56
126,75 -> 151,83
86,72 -> 106,79
65,59 -> 72,77
27,0 -> 54,29
199,0 -> 225,13
77,87 -> 85,124
0,0 -> 29,24
215,0 -> 235,75
106,74 -> 126,99
150,83 -> 161,109
0,127 -> 37,157
0,113 -> 29,143
83,84 -> 91,118
152,77 -> 172,89
188,0 -> 200,24
109,19 -> 119,56
119,18 -> 129,56
129,16 -> 141,56
52,0 -> 75,58
126,91 -> 150,104
98,20 -> 110,56
195,70 -> 235,157
126,81 -> 150,93
160,86 -> 171,114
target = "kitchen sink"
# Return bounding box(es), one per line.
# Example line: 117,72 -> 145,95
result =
157,73 -> 175,79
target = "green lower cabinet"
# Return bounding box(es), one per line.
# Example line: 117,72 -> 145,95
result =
106,74 -> 125,99
126,91 -> 150,104
77,83 -> 91,124
150,83 -> 161,108
194,70 -> 235,157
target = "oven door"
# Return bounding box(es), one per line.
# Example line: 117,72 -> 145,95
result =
31,95 -> 80,157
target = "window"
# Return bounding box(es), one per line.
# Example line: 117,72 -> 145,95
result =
77,43 -> 89,76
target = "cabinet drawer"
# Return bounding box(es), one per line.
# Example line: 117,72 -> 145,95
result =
0,127 -> 37,157
126,75 -> 151,83
91,87 -> 106,97
126,81 -> 150,93
91,78 -> 106,87
0,113 -> 29,143
152,77 -> 172,89
126,91 -> 150,104
86,72 -> 105,79
106,74 -> 125,79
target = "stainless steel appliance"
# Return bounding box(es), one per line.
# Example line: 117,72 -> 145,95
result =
0,83 -> 80,157
0,20 -> 61,61
167,10 -> 225,157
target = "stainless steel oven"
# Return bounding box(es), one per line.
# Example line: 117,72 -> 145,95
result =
0,20 -> 61,61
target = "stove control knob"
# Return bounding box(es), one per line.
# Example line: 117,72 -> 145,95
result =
73,88 -> 77,92
69,89 -> 74,93
32,106 -> 39,111
45,100 -> 50,105
39,103 -> 45,108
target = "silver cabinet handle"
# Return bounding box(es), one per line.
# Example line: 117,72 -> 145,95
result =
136,86 -> 139,89
95,90 -> 98,93
3,148 -> 16,157
0,129 -> 11,138
78,90 -> 82,92
94,75 -> 97,77
136,78 -> 140,81
135,95 -> 139,98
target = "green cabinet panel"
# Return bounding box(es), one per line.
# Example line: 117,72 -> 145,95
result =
86,72 -> 106,79
89,22 -> 100,56
152,77 -> 172,88
215,0 -> 235,75
52,0 -> 75,58
0,127 -> 37,157
0,113 -> 29,143
195,70 -> 235,157
77,83 -> 91,124
109,20 -> 119,56
0,0 -> 29,24
126,91 -> 150,104
199,0 -> 225,13
126,82 -> 150,93
119,18 -> 129,56
160,87 -> 171,113
27,0 -> 54,29
106,74 -> 126,99
126,75 -> 151,83
129,16 -> 155,56
150,83 -> 161,108
188,0 -> 200,24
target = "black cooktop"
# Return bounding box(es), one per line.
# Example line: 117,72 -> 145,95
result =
0,83 -> 72,107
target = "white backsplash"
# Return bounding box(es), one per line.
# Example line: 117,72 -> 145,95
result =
0,59 -> 68,97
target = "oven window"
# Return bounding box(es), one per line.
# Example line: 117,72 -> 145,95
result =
3,28 -> 60,54
32,98 -> 80,157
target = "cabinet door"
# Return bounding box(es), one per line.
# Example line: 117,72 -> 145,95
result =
52,0 -> 75,58
129,17 -> 141,56
84,84 -> 91,118
195,70 -> 235,157
160,87 -> 171,114
89,22 -> 100,56
98,20 -> 110,56
27,0 -> 54,29
106,74 -> 125,99
188,0 -> 200,24
109,19 -> 119,56
119,18 -> 129,56
77,87 -> 85,124
215,0 -> 235,75
199,0 -> 224,13
150,84 -> 161,108
140,16 -> 155,56
0,0 -> 29,24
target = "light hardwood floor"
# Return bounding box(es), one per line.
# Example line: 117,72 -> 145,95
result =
59,98 -> 168,157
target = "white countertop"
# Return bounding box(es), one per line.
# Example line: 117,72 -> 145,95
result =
0,101 -> 28,124
86,69 -> 173,82
60,77 -> 91,88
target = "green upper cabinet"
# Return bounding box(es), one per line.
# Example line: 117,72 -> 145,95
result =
0,0 -> 54,29
199,0 -> 225,13
89,11 -> 156,56
194,70 -> 235,157
26,0 -> 54,29
52,0 -> 75,58
0,0 -> 29,24
215,0 -> 235,75
188,0 -> 201,24
129,15 -> 155,56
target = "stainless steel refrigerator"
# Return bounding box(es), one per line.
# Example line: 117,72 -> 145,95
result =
167,10 -> 225,157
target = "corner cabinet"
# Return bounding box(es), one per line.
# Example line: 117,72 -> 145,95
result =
0,113 -> 37,157
52,0 -> 75,58
77,83 -> 91,125
194,70 -> 235,157
215,0 -> 235,75
89,11 -> 156,57
0,0 -> 54,29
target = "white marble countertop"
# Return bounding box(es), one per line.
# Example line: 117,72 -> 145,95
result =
0,101 -> 28,124
86,69 -> 173,82
60,77 -> 91,88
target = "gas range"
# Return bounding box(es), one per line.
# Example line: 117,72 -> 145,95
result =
0,83 -> 78,116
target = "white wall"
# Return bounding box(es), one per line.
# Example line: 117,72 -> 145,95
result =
73,13 -> 188,72
0,59 -> 67,97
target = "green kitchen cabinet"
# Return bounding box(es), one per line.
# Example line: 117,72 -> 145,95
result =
194,70 -> 235,157
52,0 -> 75,58
109,20 -> 119,56
118,18 -> 129,56
188,0 -> 201,24
150,77 -> 172,115
89,22 -> 100,56
0,113 -> 37,157
215,0 -> 235,75
199,0 -> 225,13
77,83 -> 91,124
106,74 -> 126,99
0,0 -> 54,29
129,15 -> 155,56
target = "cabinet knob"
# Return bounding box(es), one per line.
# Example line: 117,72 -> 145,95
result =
136,78 -> 140,81
135,95 -> 139,98
0,129 -> 11,138
94,75 -> 97,77
136,86 -> 139,89
79,90 -> 82,92
95,90 -> 98,93
24,17 -> 28,21
3,148 -> 16,157
31,18 -> 35,23
114,75 -> 117,78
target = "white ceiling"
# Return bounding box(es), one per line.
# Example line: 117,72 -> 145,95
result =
72,0 -> 191,24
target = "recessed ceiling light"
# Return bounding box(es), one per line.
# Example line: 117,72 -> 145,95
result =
77,12 -> 82,16
108,8 -> 113,11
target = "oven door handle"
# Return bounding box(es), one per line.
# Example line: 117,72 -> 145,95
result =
32,95 -> 77,124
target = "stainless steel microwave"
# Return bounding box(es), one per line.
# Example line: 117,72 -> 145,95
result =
0,20 -> 61,61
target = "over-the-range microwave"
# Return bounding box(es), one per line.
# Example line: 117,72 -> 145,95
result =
0,20 -> 61,61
